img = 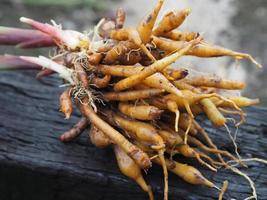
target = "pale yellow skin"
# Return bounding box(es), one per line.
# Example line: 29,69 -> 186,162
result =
153,36 -> 261,67
211,96 -> 260,108
136,140 -> 214,187
104,88 -> 165,101
178,113 -> 198,136
157,130 -> 182,148
182,132 -> 239,162
60,88 -> 72,119
171,81 -> 230,127
219,181 -> 229,200
92,64 -> 187,81
164,86 -> 231,124
137,0 -> 165,44
163,90 -> 217,107
104,41 -> 136,64
200,98 -> 226,127
88,125 -> 162,200
153,8 -> 191,36
176,144 -> 197,158
149,100 -> 198,135
113,145 -> 154,200
183,76 -> 246,90
89,125 -> 111,148
111,113 -> 164,147
144,73 -> 183,97
110,28 -> 130,41
173,79 -> 200,93
153,158 -> 214,187
92,64 -> 184,97
118,102 -> 163,121
187,43 -> 252,59
110,27 -> 156,62
92,65 -> 144,77
152,36 -> 187,53
110,113 -> 168,200
187,96 -> 259,115
78,100 -> 151,169
162,31 -> 198,42
110,28 -> 143,48
113,39 -> 197,92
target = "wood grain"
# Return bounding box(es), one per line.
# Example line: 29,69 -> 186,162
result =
0,71 -> 266,200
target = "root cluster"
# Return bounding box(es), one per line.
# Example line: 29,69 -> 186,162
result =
0,0 -> 265,199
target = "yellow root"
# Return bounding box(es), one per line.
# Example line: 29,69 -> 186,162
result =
203,93 -> 246,126
166,100 -> 180,132
195,153 -> 217,172
159,150 -> 168,200
150,144 -> 168,200
184,116 -> 192,144
150,154 -> 159,160
193,120 -> 229,165
141,44 -> 157,62
184,98 -> 194,119
175,109 -> 180,132
147,186 -> 154,200
218,180 -> 229,200
235,53 -> 262,68
194,148 -> 223,168
219,107 -> 246,127
187,132 -> 240,165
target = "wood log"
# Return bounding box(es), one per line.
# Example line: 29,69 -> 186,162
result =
0,71 -> 266,200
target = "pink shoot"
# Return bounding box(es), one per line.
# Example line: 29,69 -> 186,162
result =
15,37 -> 55,49
0,26 -> 54,48
20,17 -> 88,50
36,68 -> 55,79
0,55 -> 42,70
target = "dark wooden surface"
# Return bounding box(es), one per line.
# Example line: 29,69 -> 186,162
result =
0,71 -> 266,200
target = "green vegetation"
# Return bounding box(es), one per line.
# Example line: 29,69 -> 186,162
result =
23,0 -> 106,10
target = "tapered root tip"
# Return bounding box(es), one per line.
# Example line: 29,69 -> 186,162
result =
20,17 -> 31,23
196,173 -> 215,188
248,55 -> 262,68
20,56 -> 29,60
59,134 -> 71,142
184,8 -> 192,16
19,56 -> 36,64
213,185 -> 221,191
236,53 -> 262,68
251,98 -> 260,105
15,43 -> 25,49
36,71 -> 43,79
19,56 -> 31,62
64,114 -> 71,120
59,134 -> 66,142
205,179 -> 215,188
